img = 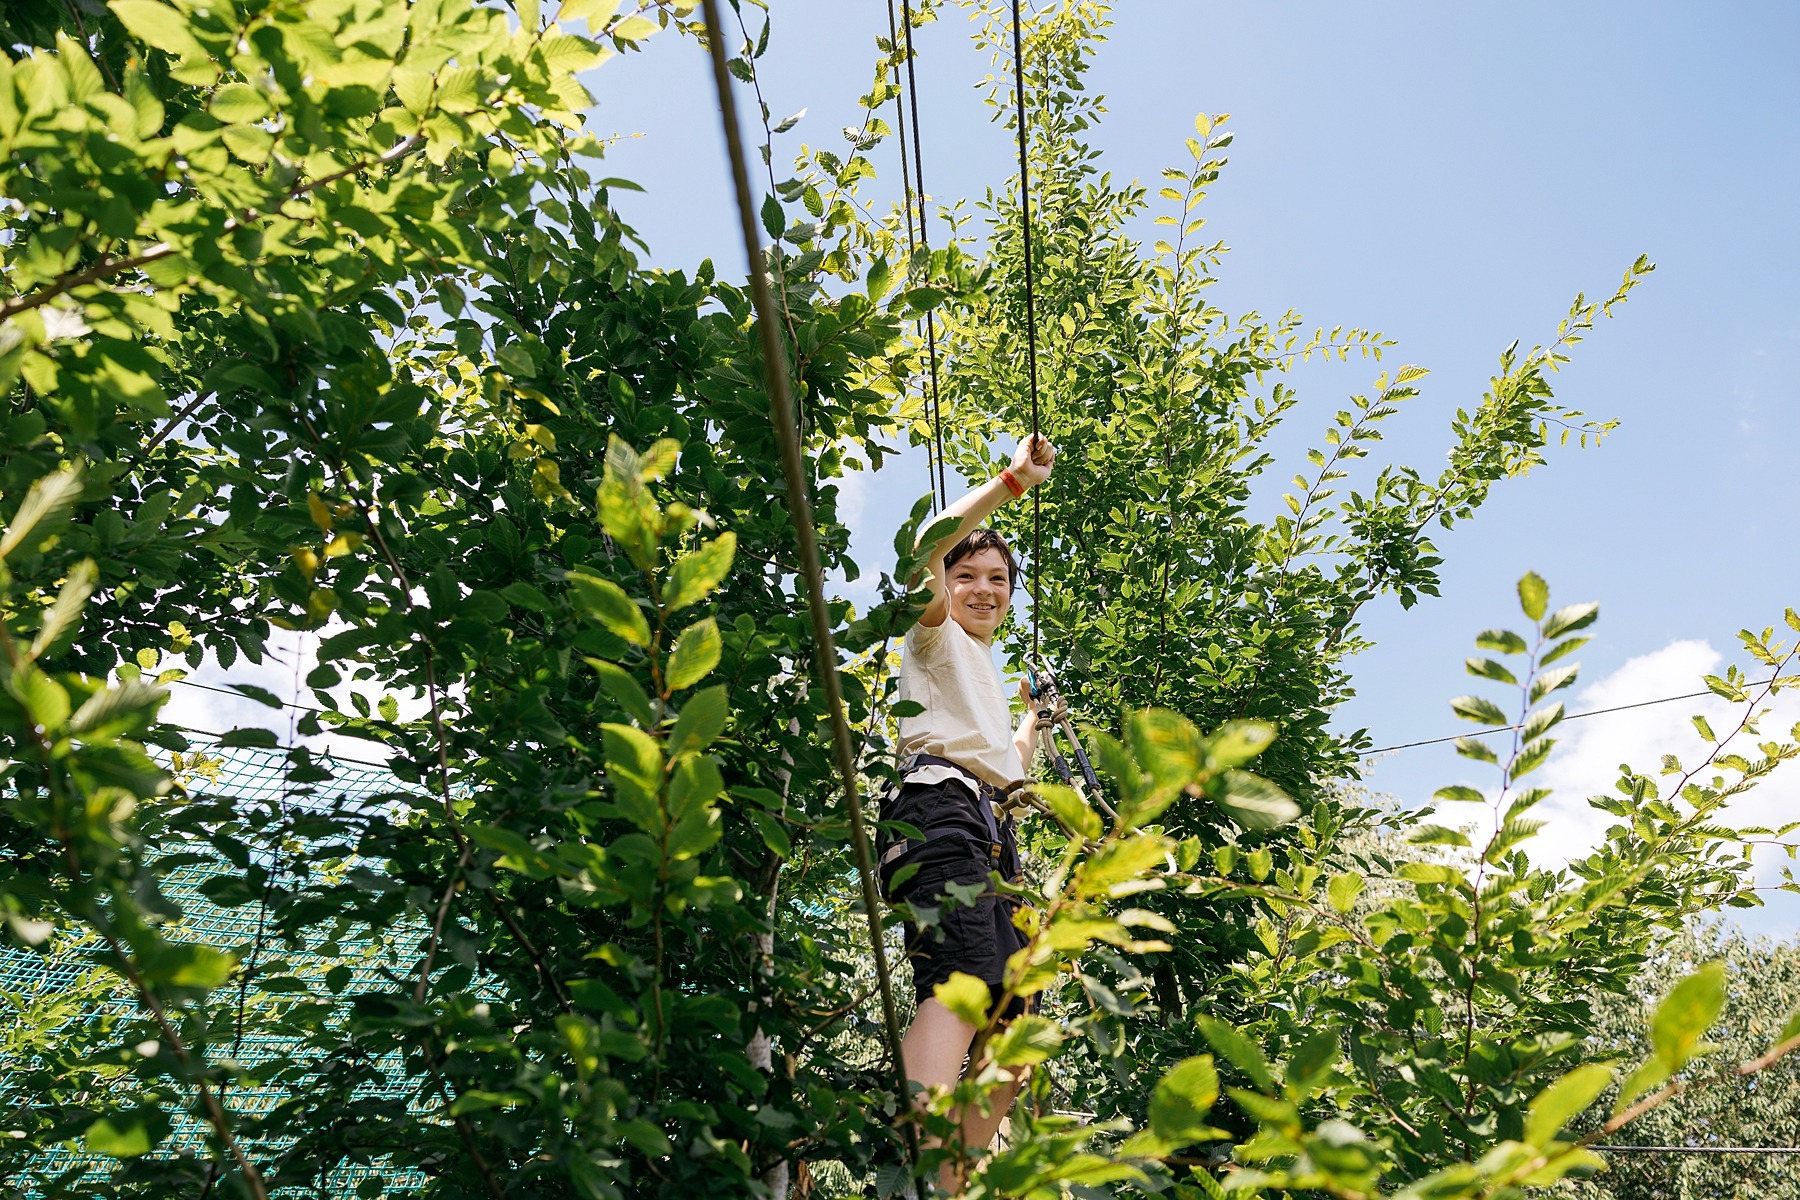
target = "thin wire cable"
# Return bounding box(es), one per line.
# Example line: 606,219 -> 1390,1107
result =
899,0 -> 947,511
1008,0 -> 1044,661
1363,676 -> 1791,756
1591,1145 -> 1800,1154
697,4 -> 921,1190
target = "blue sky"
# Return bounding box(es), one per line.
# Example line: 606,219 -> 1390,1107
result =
577,1 -> 1800,930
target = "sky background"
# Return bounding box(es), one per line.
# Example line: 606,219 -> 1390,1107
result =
169,1 -> 1800,930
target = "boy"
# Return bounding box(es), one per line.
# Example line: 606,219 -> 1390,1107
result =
880,432 -> 1056,1188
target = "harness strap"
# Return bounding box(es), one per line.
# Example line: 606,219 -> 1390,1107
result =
879,754 -> 1023,899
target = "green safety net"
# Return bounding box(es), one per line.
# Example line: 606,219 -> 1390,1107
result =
0,743 -> 432,1197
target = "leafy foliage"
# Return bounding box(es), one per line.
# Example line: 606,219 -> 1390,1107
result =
0,1 -> 1796,1198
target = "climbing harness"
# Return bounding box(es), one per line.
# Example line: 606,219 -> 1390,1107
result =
876,752 -> 1021,901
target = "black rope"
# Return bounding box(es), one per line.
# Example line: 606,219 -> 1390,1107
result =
697,3 -> 923,1190
882,0 -> 935,509
1008,0 -> 1044,661
898,0 -> 947,511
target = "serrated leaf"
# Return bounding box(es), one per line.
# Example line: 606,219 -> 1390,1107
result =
69,680 -> 164,737
1450,695 -> 1509,726
1650,961 -> 1726,1071
1539,635 -> 1591,666
500,581 -> 553,612
1149,1055 -> 1219,1143
567,571 -> 649,646
110,1 -> 206,59
1524,1063 -> 1614,1147
1465,657 -> 1518,685
227,683 -> 284,709
1327,873 -> 1363,913
1454,736 -> 1499,763
668,685 -> 728,756
1520,702 -> 1565,744
1218,771 -> 1299,830
1407,824 -> 1471,848
1542,602 -> 1599,639
933,971 -> 991,1029
1475,628 -> 1528,655
0,467 -> 83,561
665,618 -> 720,691
1195,1015 -> 1273,1091
31,558 -> 97,656
1530,663 -> 1580,703
586,658 -> 655,727
663,533 -> 735,613
1518,572 -> 1549,621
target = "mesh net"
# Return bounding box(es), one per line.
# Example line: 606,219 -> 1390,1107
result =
0,743 -> 433,1196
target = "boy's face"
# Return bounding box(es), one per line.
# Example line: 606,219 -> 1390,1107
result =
945,546 -> 1012,642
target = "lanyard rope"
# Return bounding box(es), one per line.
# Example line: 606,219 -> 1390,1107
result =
898,0 -> 948,511
697,4 -> 921,1188
1009,0 -> 1044,661
881,0 -> 936,508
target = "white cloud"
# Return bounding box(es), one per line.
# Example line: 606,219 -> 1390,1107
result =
1523,640 -> 1800,891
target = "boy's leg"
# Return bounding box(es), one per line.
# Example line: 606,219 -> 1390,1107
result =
900,996 -> 975,1096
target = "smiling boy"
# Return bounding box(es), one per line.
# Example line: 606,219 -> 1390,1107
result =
880,432 -> 1056,1185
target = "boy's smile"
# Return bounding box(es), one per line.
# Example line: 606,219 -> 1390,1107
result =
945,546 -> 1013,642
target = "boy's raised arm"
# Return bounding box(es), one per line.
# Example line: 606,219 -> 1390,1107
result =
914,434 -> 1057,628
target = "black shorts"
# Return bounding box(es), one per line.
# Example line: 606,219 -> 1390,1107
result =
883,779 -> 1031,1019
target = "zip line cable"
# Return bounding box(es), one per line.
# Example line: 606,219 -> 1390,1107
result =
882,0 -> 937,509
1363,676 -> 1792,757
1590,1145 -> 1800,1155
898,0 -> 947,511
697,2 -> 922,1189
1008,0 -> 1045,662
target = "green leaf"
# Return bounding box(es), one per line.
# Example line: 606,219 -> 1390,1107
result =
1650,960 -> 1727,1071
1407,824 -> 1471,848
32,558 -> 96,656
1541,602 -> 1599,639
84,1107 -> 170,1158
1195,1014 -> 1274,1091
1079,832 -> 1169,897
209,82 -> 268,122
585,658 -> 655,727
988,1013 -> 1062,1067
663,533 -> 736,612
1518,572 -> 1549,621
1475,628 -> 1527,655
933,971 -> 991,1028
665,618 -> 721,691
1204,719 -> 1275,770
217,727 -> 279,748
760,194 -> 783,241
227,683 -> 284,709
1453,736 -> 1499,764
1529,663 -> 1580,703
500,581 -> 553,612
610,14 -> 659,40
1539,635 -> 1590,666
1217,771 -> 1300,830
0,467 -> 83,561
1039,782 -> 1100,841
1464,657 -> 1518,685
1327,873 -> 1363,913
559,0 -> 621,22
109,1 -> 206,59
1285,1030 -> 1339,1093
567,571 -> 649,646
69,680 -> 164,737
668,685 -> 728,756
1613,1056 -> 1672,1116
9,664 -> 70,730
1450,695 -> 1509,726
1524,1063 -> 1614,1147
1149,1054 -> 1221,1144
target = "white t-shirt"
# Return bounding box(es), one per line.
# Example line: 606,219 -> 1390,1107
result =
896,617 -> 1024,790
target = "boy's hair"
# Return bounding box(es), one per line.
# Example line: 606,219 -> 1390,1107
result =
943,528 -> 1021,593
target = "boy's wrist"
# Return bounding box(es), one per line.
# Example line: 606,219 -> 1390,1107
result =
1000,468 -> 1026,498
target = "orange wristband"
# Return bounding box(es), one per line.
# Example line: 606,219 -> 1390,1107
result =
1000,468 -> 1025,498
